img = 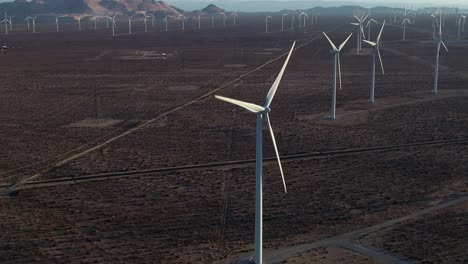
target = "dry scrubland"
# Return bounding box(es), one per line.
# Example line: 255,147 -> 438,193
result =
0,15 -> 467,263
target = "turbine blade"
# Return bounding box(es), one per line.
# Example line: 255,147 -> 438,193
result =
377,47 -> 385,75
377,20 -> 385,44
350,22 -> 359,26
338,33 -> 353,50
214,95 -> 265,113
323,32 -> 338,51
441,41 -> 448,52
265,41 -> 296,107
363,40 -> 377,46
265,113 -> 287,193
338,53 -> 342,90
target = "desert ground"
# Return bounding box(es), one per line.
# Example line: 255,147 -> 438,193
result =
0,14 -> 467,263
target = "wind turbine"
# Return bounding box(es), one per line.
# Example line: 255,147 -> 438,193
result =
433,13 -> 448,94
7,16 -> 13,30
164,15 -> 169,32
76,16 -> 83,31
181,15 -> 187,31
31,16 -> 36,33
363,20 -> 386,103
351,13 -> 368,54
221,13 -> 227,28
323,32 -> 353,119
230,13 -> 238,25
265,16 -> 272,33
144,15 -> 151,32
281,14 -> 288,32
401,17 -> 411,40
457,15 -> 466,36
55,15 -> 65,32
1,13 -> 10,35
299,12 -> 308,28
214,41 -> 296,264
106,14 -> 118,36
25,16 -> 31,31
365,18 -> 378,41
127,14 -> 137,34
431,13 -> 438,39
291,14 -> 294,30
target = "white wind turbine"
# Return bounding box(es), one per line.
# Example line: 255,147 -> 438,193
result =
281,14 -> 288,32
106,14 -> 118,36
457,15 -> 466,36
7,16 -> 13,30
265,16 -> 272,33
144,14 -> 151,32
363,20 -> 386,103
431,13 -> 438,39
323,32 -> 353,119
55,15 -> 65,32
25,16 -> 32,31
1,13 -> 10,34
221,13 -> 227,27
299,12 -> 308,28
401,17 -> 411,40
230,13 -> 238,25
164,15 -> 169,31
350,13 -> 368,54
75,16 -> 83,31
214,41 -> 296,264
365,18 -> 378,41
433,13 -> 448,94
127,14 -> 137,34
291,14 -> 294,30
181,15 -> 187,31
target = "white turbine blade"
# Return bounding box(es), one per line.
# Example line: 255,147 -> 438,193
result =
350,22 -> 359,26
360,25 -> 366,39
265,41 -> 296,107
366,20 -> 370,27
214,95 -> 265,113
338,33 -> 353,50
363,40 -> 376,46
377,20 -> 386,43
371,18 -> 378,23
354,15 -> 361,21
441,41 -> 448,52
265,113 -> 287,193
338,53 -> 342,90
377,47 -> 385,75
363,14 -> 369,21
322,32 -> 338,51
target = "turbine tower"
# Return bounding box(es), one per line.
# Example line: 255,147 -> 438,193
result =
281,14 -> 288,32
25,16 -> 31,31
323,32 -> 353,119
164,15 -> 169,32
214,41 -> 296,264
433,13 -> 448,94
55,15 -> 65,32
363,21 -> 386,103
401,18 -> 411,40
230,13 -> 238,25
351,13 -> 368,54
265,16 -> 272,33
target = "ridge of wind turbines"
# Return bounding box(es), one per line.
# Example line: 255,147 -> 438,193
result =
214,41 -> 296,264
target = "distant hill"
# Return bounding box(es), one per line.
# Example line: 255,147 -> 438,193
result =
201,4 -> 224,14
0,0 -> 184,17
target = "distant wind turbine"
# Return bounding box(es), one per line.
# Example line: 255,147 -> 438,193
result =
363,20 -> 386,103
281,14 -> 288,32
323,32 -> 353,119
55,15 -> 65,32
230,13 -> 238,25
214,41 -> 296,264
164,15 -> 169,31
433,13 -> 448,94
265,16 -> 272,33
401,17 -> 411,40
351,13 -> 368,54
1,12 -> 10,35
